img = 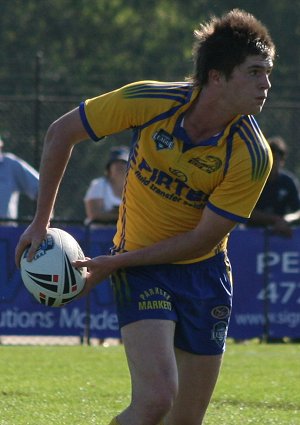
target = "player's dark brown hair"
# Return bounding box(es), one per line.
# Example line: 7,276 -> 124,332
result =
191,9 -> 276,86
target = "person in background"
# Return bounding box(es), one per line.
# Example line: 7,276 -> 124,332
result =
84,146 -> 129,347
247,136 -> 300,344
248,136 -> 300,237
84,146 -> 129,225
0,136 -> 39,222
16,9 -> 275,425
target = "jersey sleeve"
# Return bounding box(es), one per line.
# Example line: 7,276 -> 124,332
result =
207,129 -> 273,223
79,80 -> 184,141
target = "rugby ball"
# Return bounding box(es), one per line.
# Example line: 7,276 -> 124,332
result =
20,228 -> 87,307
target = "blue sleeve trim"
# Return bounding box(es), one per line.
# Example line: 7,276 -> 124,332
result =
207,201 -> 248,223
79,102 -> 102,141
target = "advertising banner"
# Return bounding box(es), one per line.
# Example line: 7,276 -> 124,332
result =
228,227 -> 300,339
0,225 -> 299,339
0,225 -> 119,338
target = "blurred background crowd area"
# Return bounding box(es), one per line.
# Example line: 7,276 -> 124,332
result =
1,0 -> 300,221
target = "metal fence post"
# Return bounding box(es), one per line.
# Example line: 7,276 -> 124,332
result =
83,222 -> 91,345
262,228 -> 271,341
34,51 -> 43,170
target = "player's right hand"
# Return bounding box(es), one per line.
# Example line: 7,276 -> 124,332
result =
15,224 -> 48,268
72,255 -> 118,291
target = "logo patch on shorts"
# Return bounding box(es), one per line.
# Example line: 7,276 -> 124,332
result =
211,305 -> 230,319
211,321 -> 228,347
138,286 -> 172,311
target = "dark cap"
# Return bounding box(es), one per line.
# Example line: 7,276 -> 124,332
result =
107,146 -> 129,165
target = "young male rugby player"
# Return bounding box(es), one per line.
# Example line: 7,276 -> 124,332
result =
16,9 -> 275,425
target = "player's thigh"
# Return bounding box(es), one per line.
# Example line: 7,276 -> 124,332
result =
121,319 -> 178,399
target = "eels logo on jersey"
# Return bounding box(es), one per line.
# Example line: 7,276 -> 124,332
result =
169,168 -> 188,182
189,155 -> 222,173
152,129 -> 174,150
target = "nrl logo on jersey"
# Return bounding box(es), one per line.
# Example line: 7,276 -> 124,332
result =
152,129 -> 174,150
189,155 -> 222,173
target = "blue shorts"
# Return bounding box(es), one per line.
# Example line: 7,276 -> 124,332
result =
110,252 -> 233,355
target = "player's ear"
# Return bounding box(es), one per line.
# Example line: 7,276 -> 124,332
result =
208,69 -> 224,86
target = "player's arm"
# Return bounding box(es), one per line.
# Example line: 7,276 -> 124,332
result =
118,206 -> 236,265
15,107 -> 89,266
75,207 -> 237,291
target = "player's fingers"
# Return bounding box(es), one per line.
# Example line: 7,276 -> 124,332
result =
16,236 -> 44,267
72,257 -> 91,268
15,240 -> 30,268
26,243 -> 41,262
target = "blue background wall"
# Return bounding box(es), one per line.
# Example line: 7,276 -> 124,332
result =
1,226 -> 300,339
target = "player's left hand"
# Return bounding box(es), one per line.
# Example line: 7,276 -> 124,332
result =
15,223 -> 48,267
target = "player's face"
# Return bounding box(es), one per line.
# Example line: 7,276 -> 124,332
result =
223,55 -> 273,115
108,160 -> 127,181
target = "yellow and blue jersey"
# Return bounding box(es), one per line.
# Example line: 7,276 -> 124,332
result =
80,81 -> 272,263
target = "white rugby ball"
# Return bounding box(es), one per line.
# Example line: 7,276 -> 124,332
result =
20,228 -> 87,307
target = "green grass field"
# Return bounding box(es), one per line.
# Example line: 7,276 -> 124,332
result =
0,341 -> 299,425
